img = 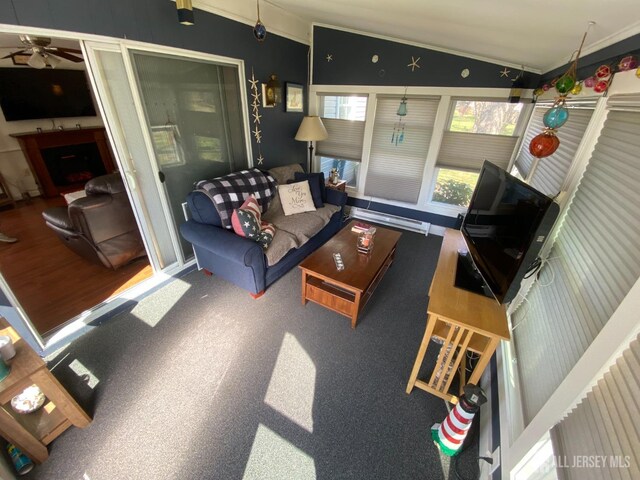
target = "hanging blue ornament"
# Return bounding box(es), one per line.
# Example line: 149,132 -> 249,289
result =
543,106 -> 569,129
253,0 -> 267,42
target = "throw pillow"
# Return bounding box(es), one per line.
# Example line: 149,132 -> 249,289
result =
294,172 -> 326,207
278,181 -> 317,216
257,222 -> 276,249
231,196 -> 262,239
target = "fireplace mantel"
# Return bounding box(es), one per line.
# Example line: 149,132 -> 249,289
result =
11,127 -> 116,198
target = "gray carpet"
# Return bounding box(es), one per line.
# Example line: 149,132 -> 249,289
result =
27,229 -> 480,480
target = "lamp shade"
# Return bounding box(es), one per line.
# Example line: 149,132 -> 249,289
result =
295,116 -> 328,142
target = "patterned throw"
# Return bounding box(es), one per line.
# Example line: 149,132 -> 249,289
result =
231,196 -> 275,249
194,168 -> 276,229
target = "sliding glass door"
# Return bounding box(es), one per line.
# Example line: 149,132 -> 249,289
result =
129,51 -> 249,260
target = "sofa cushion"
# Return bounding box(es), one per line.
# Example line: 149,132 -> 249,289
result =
268,164 -> 304,185
194,168 -> 276,229
257,222 -> 275,249
293,172 -> 325,207
278,181 -> 317,216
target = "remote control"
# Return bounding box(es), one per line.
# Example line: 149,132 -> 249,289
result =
333,253 -> 345,271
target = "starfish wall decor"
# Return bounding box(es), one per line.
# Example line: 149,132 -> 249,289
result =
248,68 -> 265,165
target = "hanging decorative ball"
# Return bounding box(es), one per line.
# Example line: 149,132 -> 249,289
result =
543,106 -> 569,129
570,82 -> 583,95
555,75 -> 576,95
594,80 -> 609,93
595,65 -> 611,79
584,76 -> 596,88
618,56 -> 638,71
533,88 -> 544,96
529,130 -> 560,158
253,20 -> 267,42
542,84 -> 550,91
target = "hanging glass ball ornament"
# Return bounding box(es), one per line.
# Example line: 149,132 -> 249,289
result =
533,88 -> 544,97
543,106 -> 569,129
618,56 -> 637,71
542,84 -> 550,91
570,82 -> 583,95
584,76 -> 596,88
253,20 -> 267,42
555,75 -> 575,95
594,80 -> 609,93
595,65 -> 611,78
529,129 -> 560,158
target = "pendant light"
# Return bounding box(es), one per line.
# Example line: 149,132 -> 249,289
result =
176,0 -> 195,25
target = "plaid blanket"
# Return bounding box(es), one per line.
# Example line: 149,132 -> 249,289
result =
194,169 -> 276,229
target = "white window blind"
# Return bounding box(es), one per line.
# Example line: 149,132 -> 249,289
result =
317,95 -> 367,163
364,96 -> 439,203
550,332 -> 640,480
529,107 -> 595,197
512,108 -> 640,423
436,131 -> 517,171
514,108 -> 545,178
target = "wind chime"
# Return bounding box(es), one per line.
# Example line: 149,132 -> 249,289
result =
391,88 -> 408,145
529,23 -> 593,159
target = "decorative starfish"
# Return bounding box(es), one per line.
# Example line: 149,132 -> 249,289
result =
252,111 -> 262,123
256,154 -> 264,165
407,56 -> 421,72
252,126 -> 262,143
500,67 -> 511,78
248,69 -> 259,90
326,54 -> 333,62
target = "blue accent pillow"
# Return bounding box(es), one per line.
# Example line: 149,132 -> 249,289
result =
294,172 -> 326,207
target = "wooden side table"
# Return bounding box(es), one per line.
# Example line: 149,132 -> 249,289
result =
325,180 -> 347,192
0,320 -> 91,463
406,229 -> 510,403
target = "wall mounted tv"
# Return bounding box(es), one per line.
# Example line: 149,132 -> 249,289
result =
0,68 -> 96,121
458,161 -> 559,304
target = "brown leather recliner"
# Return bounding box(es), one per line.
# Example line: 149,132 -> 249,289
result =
42,173 -> 147,269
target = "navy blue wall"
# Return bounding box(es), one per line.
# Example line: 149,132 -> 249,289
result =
540,33 -> 640,85
0,0 -> 308,169
313,26 -> 540,88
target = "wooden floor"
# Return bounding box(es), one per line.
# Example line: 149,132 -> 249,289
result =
0,197 -> 153,336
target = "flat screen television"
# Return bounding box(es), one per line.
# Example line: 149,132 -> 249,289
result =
0,68 -> 96,121
458,161 -> 559,304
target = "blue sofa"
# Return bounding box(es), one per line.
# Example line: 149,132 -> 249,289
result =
180,168 -> 347,297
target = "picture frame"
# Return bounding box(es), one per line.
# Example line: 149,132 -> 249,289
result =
285,83 -> 304,112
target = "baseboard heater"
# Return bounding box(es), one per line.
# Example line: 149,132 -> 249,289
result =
349,207 -> 430,236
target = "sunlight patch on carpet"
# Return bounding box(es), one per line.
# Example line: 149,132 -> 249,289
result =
68,359 -> 100,388
243,424 -> 316,480
131,279 -> 191,327
264,333 -> 316,433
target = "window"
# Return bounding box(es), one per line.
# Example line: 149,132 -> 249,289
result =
365,96 -> 440,203
431,99 -> 523,207
317,95 -> 367,187
450,100 -> 523,135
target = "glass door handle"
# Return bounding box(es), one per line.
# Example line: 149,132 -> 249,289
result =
158,171 -> 166,183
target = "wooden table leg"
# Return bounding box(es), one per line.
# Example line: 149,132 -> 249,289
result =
301,271 -> 308,306
467,336 -> 500,386
351,291 -> 362,329
31,369 -> 91,428
0,408 -> 48,463
406,313 -> 437,394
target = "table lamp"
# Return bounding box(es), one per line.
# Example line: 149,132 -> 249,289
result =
295,116 -> 328,172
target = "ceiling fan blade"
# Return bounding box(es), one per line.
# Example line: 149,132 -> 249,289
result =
53,47 -> 82,54
1,50 -> 27,59
48,50 -> 84,62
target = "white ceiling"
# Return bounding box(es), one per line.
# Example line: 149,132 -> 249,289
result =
265,0 -> 640,72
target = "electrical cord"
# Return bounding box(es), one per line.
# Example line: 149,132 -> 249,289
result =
450,413 -> 494,480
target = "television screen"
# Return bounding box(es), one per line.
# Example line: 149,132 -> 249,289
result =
461,161 -> 558,304
0,68 -> 96,121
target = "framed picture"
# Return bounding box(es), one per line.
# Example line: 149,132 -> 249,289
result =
285,83 -> 304,112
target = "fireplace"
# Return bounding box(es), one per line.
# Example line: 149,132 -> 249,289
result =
11,127 -> 116,198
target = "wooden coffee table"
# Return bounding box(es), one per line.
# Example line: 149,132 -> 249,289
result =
299,221 -> 402,328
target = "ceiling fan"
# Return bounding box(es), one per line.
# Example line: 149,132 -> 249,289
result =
1,35 -> 83,69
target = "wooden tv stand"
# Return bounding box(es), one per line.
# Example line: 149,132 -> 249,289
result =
406,228 -> 510,403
